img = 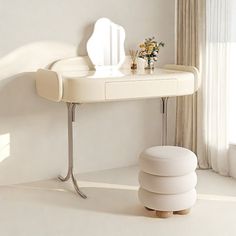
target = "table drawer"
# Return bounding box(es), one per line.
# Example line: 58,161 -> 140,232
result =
105,79 -> 178,100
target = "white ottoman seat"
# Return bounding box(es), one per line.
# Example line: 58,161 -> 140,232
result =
138,188 -> 197,212
139,146 -> 197,176
139,171 -> 197,194
138,146 -> 198,218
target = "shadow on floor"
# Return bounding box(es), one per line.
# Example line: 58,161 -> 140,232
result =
2,181 -> 156,218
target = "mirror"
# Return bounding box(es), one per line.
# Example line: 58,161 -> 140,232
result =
87,18 -> 125,70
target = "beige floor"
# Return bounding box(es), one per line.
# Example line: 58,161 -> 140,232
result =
1,167 -> 236,236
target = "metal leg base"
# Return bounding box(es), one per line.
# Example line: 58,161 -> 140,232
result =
160,97 -> 169,146
58,174 -> 70,182
58,173 -> 87,199
58,102 -> 87,199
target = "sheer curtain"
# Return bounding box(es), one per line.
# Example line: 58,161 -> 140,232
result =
204,0 -> 236,175
229,2 -> 236,145
176,0 -> 236,176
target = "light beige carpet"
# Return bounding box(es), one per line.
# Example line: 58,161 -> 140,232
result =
0,167 -> 236,236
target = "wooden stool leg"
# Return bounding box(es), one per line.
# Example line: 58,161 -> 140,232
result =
174,208 -> 191,215
145,207 -> 155,211
156,211 -> 173,218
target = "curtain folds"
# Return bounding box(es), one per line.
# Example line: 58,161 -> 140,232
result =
176,0 -> 233,176
176,0 -> 209,169
204,0 -> 231,175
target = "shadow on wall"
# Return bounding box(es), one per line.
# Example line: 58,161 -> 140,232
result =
0,41 -> 77,185
0,41 -> 76,80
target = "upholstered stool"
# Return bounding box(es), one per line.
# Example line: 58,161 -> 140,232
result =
138,146 -> 197,218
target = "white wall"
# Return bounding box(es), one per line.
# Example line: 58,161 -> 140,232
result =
0,0 -> 176,184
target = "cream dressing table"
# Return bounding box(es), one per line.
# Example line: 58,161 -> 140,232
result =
35,18 -> 199,198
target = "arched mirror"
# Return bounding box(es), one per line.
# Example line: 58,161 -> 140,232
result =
87,18 -> 125,70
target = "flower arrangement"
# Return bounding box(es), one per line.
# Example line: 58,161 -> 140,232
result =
139,37 -> 165,69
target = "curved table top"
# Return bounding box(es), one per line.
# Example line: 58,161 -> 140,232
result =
36,57 -> 199,103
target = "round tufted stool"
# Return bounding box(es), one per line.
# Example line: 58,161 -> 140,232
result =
138,146 -> 197,218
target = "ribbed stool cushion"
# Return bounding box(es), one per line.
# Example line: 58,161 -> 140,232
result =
139,146 -> 197,176
139,171 -> 197,194
138,187 -> 197,212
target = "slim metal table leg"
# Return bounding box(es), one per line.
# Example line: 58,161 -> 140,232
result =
58,102 -> 87,199
160,97 -> 169,146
